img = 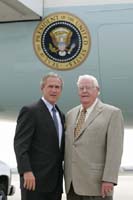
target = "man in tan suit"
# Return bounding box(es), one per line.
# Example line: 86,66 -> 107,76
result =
64,75 -> 124,200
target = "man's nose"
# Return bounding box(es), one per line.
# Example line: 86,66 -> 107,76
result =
52,86 -> 58,91
82,87 -> 87,92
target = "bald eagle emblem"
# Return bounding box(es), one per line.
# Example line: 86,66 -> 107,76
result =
49,27 -> 75,56
33,12 -> 91,70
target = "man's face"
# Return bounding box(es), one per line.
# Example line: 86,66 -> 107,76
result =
78,78 -> 99,108
41,77 -> 62,105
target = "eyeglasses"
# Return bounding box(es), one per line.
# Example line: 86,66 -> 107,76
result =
79,86 -> 96,91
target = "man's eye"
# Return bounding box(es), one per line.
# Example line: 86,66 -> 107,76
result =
55,86 -> 60,89
48,85 -> 60,89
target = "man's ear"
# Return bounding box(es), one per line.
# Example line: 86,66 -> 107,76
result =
41,84 -> 44,90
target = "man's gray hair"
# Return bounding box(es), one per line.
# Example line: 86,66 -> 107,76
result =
77,74 -> 99,88
40,72 -> 64,88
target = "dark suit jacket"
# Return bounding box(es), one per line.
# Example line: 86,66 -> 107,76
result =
14,99 -> 65,192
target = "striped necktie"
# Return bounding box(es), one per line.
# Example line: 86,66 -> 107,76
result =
74,109 -> 86,138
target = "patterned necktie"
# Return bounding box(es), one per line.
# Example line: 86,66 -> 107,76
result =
52,107 -> 59,137
74,109 -> 86,138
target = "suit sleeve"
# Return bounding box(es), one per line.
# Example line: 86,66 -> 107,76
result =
14,106 -> 35,174
102,109 -> 124,184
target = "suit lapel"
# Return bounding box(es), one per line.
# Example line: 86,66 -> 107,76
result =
38,99 -> 60,141
71,106 -> 81,142
75,100 -> 104,140
38,99 -> 53,122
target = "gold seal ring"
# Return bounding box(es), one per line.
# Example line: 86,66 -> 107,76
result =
33,12 -> 91,70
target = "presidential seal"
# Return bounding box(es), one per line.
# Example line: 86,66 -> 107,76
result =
33,12 -> 91,70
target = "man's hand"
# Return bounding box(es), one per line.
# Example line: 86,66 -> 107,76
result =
101,182 -> 114,198
23,171 -> 36,191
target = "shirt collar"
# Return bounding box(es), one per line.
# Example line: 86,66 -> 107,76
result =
81,98 -> 98,113
41,97 -> 54,111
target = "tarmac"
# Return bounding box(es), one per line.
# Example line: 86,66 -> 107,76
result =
8,173 -> 133,200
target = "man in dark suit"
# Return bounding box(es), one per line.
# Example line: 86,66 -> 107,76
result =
14,72 -> 65,200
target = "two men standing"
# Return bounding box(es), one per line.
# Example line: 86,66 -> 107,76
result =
14,73 -> 124,200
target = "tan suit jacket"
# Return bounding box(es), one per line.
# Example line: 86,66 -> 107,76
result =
64,100 -> 124,196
